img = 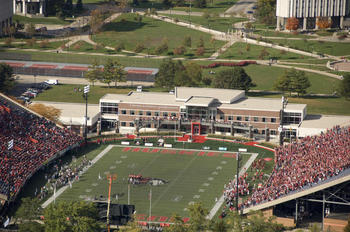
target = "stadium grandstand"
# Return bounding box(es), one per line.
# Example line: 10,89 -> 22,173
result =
229,126 -> 350,231
0,93 -> 82,214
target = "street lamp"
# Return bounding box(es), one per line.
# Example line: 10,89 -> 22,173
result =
279,96 -> 288,145
83,85 -> 90,141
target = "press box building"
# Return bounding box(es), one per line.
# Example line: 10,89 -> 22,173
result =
99,87 -> 307,140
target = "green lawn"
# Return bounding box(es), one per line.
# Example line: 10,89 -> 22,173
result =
92,13 -> 224,58
1,40 -> 67,50
57,145 -> 251,218
218,42 -> 307,60
202,64 -> 339,94
0,50 -> 164,68
66,41 -> 115,54
270,39 -> 350,56
252,29 -> 313,39
173,0 -> 238,14
13,15 -> 73,25
34,85 -> 167,104
159,14 -> 247,32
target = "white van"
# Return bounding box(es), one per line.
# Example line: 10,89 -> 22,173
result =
136,86 -> 142,92
45,79 -> 58,85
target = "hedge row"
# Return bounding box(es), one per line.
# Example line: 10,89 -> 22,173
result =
200,61 -> 257,69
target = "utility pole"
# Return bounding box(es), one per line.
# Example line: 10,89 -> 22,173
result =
106,174 -> 117,232
83,85 -> 90,141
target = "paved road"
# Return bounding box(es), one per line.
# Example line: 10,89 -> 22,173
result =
225,0 -> 257,15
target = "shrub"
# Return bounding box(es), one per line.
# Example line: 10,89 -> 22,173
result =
73,41 -> 82,50
26,38 -> 36,47
155,42 -> 168,55
4,37 -> 13,47
195,46 -> 205,56
114,42 -> 125,52
173,46 -> 186,55
39,40 -> 49,48
134,43 -> 145,53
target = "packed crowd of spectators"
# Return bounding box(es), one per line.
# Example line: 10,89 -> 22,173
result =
38,156 -> 91,200
0,96 -> 82,200
242,126 -> 350,209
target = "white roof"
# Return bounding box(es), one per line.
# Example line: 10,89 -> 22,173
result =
220,97 -> 306,112
175,87 -> 245,103
185,97 -> 216,107
300,115 -> 350,129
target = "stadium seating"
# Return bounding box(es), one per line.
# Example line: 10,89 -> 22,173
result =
241,126 -> 350,209
0,96 -> 82,200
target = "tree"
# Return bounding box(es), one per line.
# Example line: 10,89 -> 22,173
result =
18,222 -> 44,232
26,23 -> 36,38
259,48 -> 269,59
254,0 -> 276,25
44,201 -> 100,232
75,0 -> 83,13
102,59 -> 126,87
290,70 -> 310,96
185,62 -> 202,86
15,197 -> 42,222
245,211 -> 283,232
90,9 -> 104,34
63,0 -> 73,17
183,36 -> 192,47
317,17 -> 331,29
214,67 -> 254,92
188,203 -> 209,231
273,72 -> 291,94
286,17 -> 299,31
197,36 -> 205,48
155,37 -> 169,55
162,0 -> 172,8
339,74 -> 350,100
202,10 -> 210,21
155,59 -> 176,89
163,214 -> 187,232
173,0 -> 185,6
0,63 -> 15,93
29,104 -> 61,123
85,60 -> 101,86
194,0 -> 206,8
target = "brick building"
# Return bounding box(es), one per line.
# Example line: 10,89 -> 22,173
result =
99,87 -> 307,140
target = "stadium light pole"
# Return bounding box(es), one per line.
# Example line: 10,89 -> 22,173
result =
84,85 -> 90,141
279,96 -> 288,146
106,174 -> 117,232
7,139 -> 13,201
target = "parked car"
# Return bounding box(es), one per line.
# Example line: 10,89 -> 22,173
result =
45,79 -> 58,85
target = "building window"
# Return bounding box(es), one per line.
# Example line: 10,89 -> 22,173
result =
121,122 -> 126,126
253,128 -> 259,133
253,117 -> 259,122
163,112 -> 168,117
220,114 -> 224,120
245,116 -> 249,121
139,111 -> 143,116
129,122 -> 134,127
262,130 -> 265,135
130,110 -> 135,115
121,110 -> 126,115
101,102 -> 118,114
271,118 -> 276,123
228,116 -> 233,121
270,130 -> 276,135
262,117 -> 266,122
155,111 -> 160,116
171,112 -> 176,117
237,116 -> 242,121
146,111 -> 152,116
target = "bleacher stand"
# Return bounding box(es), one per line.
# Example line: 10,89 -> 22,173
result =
240,126 -> 350,209
0,95 -> 82,201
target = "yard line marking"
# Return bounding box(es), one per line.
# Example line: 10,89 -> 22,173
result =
41,145 -> 114,208
152,155 -> 199,208
207,153 -> 259,220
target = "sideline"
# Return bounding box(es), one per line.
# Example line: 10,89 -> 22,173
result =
41,145 -> 114,208
207,152 -> 259,219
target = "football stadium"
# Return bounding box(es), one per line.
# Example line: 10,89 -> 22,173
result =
1,90 -> 350,231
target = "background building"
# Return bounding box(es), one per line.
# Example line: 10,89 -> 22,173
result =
13,0 -> 46,16
0,0 -> 13,36
276,0 -> 350,30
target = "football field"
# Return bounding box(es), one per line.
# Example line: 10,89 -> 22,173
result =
57,145 -> 252,221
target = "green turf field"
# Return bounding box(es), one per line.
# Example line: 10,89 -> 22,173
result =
57,145 -> 251,219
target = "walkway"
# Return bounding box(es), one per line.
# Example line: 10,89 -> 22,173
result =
41,145 -> 114,208
207,152 -> 259,219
